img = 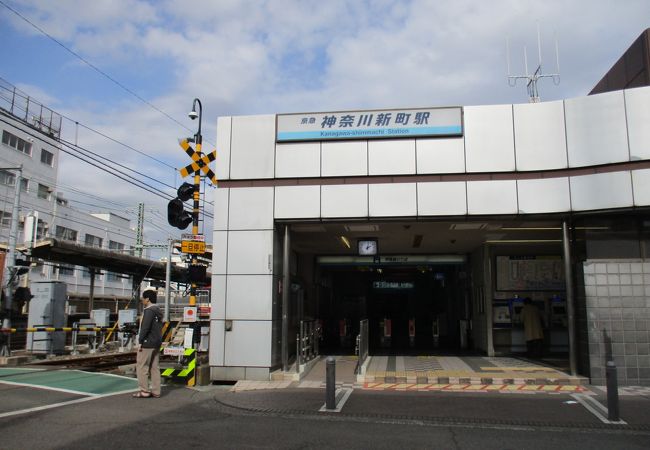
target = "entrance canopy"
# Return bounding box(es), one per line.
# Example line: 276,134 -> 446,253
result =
288,219 -> 566,255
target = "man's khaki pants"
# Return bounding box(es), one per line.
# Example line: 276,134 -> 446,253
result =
136,347 -> 161,396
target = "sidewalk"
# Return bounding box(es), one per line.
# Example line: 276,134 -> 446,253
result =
236,354 -> 590,393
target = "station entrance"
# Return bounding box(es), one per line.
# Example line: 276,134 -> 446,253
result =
287,219 -> 571,362
317,262 -> 470,355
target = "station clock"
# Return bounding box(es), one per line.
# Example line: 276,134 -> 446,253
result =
358,239 -> 378,256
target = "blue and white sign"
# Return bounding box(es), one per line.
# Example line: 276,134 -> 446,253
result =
276,107 -> 463,142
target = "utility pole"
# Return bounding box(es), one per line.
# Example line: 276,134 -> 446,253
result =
2,166 -> 22,331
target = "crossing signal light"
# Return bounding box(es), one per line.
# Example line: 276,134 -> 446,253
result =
177,182 -> 195,201
167,198 -> 192,230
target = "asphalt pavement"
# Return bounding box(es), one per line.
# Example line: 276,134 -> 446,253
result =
1,377 -> 650,449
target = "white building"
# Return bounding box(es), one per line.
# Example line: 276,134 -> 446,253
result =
0,80 -> 136,302
210,86 -> 650,386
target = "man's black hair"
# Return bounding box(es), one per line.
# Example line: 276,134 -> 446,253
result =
143,290 -> 157,303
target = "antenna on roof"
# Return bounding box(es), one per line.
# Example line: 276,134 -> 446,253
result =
507,23 -> 560,103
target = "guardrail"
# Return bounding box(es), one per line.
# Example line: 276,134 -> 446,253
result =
295,320 -> 320,372
0,77 -> 62,139
355,319 -> 369,374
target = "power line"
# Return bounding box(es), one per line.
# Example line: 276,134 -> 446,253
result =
0,117 -> 215,221
75,121 -> 177,170
0,0 -> 195,137
0,116 -> 174,202
58,134 -> 177,191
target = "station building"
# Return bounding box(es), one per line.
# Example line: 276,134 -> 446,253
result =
210,29 -> 650,386
209,82 -> 650,387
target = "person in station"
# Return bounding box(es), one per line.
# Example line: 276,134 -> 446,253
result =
133,289 -> 163,398
521,297 -> 544,358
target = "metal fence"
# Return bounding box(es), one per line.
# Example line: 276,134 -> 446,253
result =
355,319 -> 369,374
295,320 -> 320,372
0,77 -> 62,139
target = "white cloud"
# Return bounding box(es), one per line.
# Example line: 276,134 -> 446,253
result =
2,0 -> 649,243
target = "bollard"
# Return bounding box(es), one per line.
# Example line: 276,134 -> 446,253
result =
326,356 -> 336,410
606,360 -> 620,421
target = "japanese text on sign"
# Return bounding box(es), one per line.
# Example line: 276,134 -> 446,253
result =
277,107 -> 463,142
181,240 -> 206,254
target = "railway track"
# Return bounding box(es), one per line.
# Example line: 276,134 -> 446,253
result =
30,352 -> 137,372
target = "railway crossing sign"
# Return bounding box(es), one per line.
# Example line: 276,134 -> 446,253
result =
178,138 -> 218,185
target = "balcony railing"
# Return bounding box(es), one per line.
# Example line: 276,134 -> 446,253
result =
0,77 -> 62,140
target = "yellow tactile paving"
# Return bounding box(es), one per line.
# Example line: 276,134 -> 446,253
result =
360,382 -> 588,393
464,384 -> 488,391
481,367 -> 558,372
484,384 -> 506,391
424,384 -> 451,390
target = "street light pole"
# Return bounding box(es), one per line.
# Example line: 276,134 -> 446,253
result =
189,98 -> 202,307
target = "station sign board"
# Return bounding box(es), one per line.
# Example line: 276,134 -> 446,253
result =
277,106 -> 463,142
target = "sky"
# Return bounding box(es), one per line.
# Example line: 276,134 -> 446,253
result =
0,0 -> 648,247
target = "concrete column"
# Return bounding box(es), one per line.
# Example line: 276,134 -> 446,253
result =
563,220 -> 577,376
282,225 -> 290,372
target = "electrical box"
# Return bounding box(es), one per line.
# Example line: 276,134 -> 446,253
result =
26,282 -> 67,354
91,309 -> 110,327
118,309 -> 137,327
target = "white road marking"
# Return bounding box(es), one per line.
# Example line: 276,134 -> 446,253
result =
0,379 -> 101,396
319,388 -> 354,413
0,388 -> 139,419
570,393 -> 627,425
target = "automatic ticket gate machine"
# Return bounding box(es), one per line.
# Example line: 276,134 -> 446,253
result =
549,295 -> 568,353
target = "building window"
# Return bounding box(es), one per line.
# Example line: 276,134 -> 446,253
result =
57,264 -> 75,277
55,225 -> 77,242
81,268 -> 102,280
109,240 -> 125,252
40,149 -> 54,166
85,234 -> 103,248
106,272 -> 122,282
0,171 -> 29,192
0,170 -> 16,186
37,183 -> 50,200
0,211 -> 11,227
2,130 -> 32,156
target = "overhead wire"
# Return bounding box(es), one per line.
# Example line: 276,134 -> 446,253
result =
0,0 -> 198,138
0,115 -> 175,203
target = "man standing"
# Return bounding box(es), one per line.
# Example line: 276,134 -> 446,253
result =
521,297 -> 544,358
133,289 -> 163,398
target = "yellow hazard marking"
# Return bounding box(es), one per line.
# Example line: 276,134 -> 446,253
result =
424,384 -> 450,390
481,367 -> 557,372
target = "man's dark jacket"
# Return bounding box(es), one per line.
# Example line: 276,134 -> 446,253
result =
138,304 -> 163,348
